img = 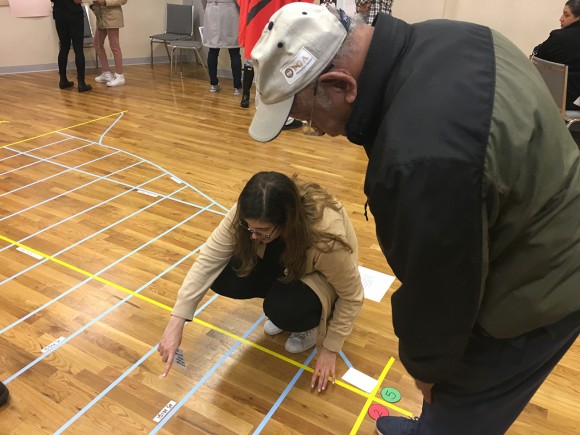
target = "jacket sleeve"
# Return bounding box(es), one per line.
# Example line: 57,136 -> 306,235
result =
313,219 -> 365,352
171,206 -> 237,320
367,159 -> 485,384
533,30 -> 565,61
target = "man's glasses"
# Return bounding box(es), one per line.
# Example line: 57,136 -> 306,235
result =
302,63 -> 334,136
238,219 -> 277,239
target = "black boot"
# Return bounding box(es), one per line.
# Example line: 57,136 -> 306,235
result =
240,61 -> 254,108
77,78 -> 92,93
59,74 -> 74,89
0,381 -> 9,406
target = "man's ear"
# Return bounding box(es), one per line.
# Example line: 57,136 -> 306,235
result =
319,70 -> 358,103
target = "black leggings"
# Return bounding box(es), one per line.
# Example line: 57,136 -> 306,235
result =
211,243 -> 322,332
207,47 -> 242,88
54,13 -> 85,80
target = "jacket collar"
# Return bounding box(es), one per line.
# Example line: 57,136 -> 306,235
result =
345,13 -> 412,151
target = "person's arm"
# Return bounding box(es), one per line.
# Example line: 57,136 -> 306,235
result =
368,158 -> 485,385
310,224 -> 365,392
158,206 -> 237,376
533,30 -> 566,61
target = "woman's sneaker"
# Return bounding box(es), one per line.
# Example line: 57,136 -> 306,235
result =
263,319 -> 284,335
285,327 -> 317,353
209,84 -> 222,92
95,71 -> 113,83
106,73 -> 125,87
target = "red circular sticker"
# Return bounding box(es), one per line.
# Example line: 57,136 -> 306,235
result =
368,404 -> 389,420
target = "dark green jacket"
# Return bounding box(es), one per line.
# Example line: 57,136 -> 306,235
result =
346,14 -> 580,383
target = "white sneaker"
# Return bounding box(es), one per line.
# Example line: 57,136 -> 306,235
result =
234,88 -> 243,96
263,319 -> 284,335
95,71 -> 113,83
106,73 -> 125,87
285,327 -> 317,353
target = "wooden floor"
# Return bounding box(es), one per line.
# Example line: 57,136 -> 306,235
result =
0,64 -> 578,434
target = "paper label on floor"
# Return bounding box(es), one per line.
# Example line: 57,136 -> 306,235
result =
153,400 -> 177,422
358,266 -> 396,302
174,348 -> 186,369
17,246 -> 43,260
341,367 -> 378,393
41,336 -> 65,353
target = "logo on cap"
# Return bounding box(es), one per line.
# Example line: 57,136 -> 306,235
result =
279,47 -> 316,85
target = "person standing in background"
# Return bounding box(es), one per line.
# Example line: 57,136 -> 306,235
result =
51,0 -> 92,92
533,0 -> 580,109
91,0 -> 127,87
202,0 -> 243,94
355,0 -> 392,25
237,0 -> 305,131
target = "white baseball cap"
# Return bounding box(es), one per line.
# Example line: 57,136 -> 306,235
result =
249,3 -> 347,142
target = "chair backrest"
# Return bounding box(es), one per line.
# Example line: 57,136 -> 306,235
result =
82,5 -> 94,43
166,4 -> 194,37
531,56 -> 568,115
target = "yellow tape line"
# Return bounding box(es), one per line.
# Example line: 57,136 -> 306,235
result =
0,233 -> 413,418
1,110 -> 128,148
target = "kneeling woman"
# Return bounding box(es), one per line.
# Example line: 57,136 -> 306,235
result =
158,171 -> 364,391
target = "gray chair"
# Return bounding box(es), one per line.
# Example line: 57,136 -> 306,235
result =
82,5 -> 98,69
169,40 -> 209,80
531,56 -> 580,129
150,4 -> 195,67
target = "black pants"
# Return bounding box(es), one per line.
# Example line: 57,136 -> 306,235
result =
54,13 -> 85,80
207,47 -> 242,88
211,239 -> 322,332
413,311 -> 580,434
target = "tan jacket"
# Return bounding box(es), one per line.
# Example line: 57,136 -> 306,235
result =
91,0 -> 127,29
172,203 -> 364,353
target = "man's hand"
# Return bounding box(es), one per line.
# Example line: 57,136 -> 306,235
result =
311,346 -> 337,392
415,379 -> 434,404
158,315 -> 187,377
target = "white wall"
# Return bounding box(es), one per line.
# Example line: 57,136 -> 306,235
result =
0,0 -> 565,73
392,0 -> 560,57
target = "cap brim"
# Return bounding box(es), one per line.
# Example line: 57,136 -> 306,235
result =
249,95 -> 294,142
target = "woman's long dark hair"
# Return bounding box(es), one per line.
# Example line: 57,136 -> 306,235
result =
232,172 -> 352,282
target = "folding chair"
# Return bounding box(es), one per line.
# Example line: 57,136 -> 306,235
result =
82,5 -> 98,69
169,40 -> 209,80
531,56 -> 580,129
150,4 -> 195,67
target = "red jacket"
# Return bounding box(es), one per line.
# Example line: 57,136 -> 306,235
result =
238,0 -> 312,59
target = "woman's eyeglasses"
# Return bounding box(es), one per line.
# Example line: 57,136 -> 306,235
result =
238,219 -> 277,239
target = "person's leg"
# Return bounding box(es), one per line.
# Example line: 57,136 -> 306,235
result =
263,280 -> 322,332
70,14 -> 91,92
228,47 -> 242,92
94,28 -> 112,80
207,48 -> 221,91
264,279 -> 322,353
105,28 -> 125,86
54,15 -> 74,88
211,256 -> 282,300
377,312 -> 580,435
106,28 -> 123,74
240,59 -> 253,108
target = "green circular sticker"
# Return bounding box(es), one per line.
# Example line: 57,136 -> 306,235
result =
381,387 -> 401,403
